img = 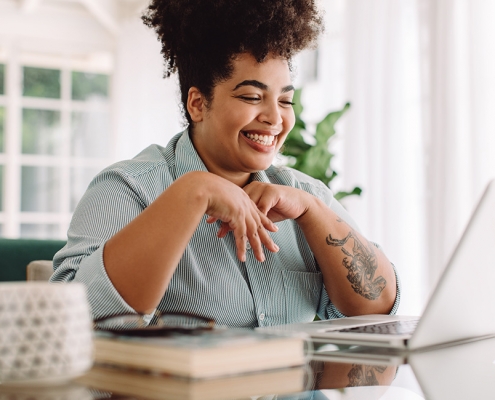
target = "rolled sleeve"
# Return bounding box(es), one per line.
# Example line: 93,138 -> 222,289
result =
50,165 -> 157,321
71,244 -> 137,319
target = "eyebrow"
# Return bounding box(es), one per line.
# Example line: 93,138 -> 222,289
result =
233,80 -> 295,94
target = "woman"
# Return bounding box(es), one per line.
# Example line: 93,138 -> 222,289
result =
52,0 -> 400,327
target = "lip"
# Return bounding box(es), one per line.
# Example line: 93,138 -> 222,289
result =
240,130 -> 278,153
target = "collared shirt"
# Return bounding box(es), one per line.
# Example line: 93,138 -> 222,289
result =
51,130 -> 400,326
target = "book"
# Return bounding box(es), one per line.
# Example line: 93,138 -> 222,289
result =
75,365 -> 307,400
0,384 -> 93,400
92,328 -> 306,379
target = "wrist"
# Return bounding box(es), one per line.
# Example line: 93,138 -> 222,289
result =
295,193 -> 319,226
174,171 -> 213,213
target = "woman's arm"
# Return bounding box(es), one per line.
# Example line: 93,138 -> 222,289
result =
295,195 -> 396,316
244,181 -> 397,317
103,171 -> 278,314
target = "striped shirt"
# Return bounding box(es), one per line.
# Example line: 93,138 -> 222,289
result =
51,130 -> 400,327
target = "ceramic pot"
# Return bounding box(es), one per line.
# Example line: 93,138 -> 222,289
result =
0,282 -> 93,385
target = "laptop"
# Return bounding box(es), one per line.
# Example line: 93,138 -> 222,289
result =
259,179 -> 495,350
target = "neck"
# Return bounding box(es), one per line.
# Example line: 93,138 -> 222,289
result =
203,164 -> 251,187
189,128 -> 252,187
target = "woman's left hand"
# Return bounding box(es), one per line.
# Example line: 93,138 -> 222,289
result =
207,182 -> 313,238
242,181 -> 313,223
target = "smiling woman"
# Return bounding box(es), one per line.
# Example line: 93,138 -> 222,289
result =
51,0 -> 400,328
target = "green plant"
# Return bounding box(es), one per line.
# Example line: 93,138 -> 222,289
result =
282,88 -> 362,201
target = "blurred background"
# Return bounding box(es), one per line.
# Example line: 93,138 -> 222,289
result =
1,0 -> 495,315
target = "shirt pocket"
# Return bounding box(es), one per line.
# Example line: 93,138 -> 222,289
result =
281,270 -> 323,324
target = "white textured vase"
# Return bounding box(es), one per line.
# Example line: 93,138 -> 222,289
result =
0,282 -> 93,385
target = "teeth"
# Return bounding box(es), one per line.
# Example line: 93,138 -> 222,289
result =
245,132 -> 275,145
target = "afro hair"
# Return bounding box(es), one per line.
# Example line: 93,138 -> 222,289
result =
143,0 -> 324,124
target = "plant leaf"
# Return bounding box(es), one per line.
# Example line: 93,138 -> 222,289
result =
315,102 -> 350,146
295,145 -> 332,182
292,88 -> 304,117
334,186 -> 362,201
282,125 -> 311,157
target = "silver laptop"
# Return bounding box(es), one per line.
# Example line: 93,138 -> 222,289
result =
259,179 -> 495,350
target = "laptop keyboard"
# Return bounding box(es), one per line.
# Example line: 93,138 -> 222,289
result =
338,319 -> 420,335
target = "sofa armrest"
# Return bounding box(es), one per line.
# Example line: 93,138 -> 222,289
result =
26,260 -> 54,281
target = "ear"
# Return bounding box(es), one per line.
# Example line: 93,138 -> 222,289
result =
187,87 -> 205,123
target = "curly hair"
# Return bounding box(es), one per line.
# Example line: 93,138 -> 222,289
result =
142,0 -> 323,125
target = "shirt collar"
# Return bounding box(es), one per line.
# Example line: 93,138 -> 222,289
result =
175,129 -> 209,179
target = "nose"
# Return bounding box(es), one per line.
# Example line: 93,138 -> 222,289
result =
257,100 -> 283,126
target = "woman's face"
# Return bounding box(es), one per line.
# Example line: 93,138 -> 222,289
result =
190,53 -> 295,186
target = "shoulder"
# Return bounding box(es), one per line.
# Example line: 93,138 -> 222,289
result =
101,145 -> 168,179
87,134 -> 183,202
101,134 -> 181,181
95,132 -> 183,182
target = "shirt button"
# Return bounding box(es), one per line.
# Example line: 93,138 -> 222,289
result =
259,313 -> 265,321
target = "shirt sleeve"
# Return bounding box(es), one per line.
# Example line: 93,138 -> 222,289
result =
50,167 -> 154,321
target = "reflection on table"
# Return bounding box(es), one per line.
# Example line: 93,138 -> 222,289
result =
1,336 -> 495,399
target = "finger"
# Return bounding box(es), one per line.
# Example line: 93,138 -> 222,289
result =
246,209 -> 281,259
257,222 -> 280,253
245,218 -> 266,262
233,231 -> 247,262
206,216 -> 218,224
256,195 -> 276,216
217,222 -> 231,238
229,217 -> 248,262
257,209 -> 279,232
244,184 -> 279,218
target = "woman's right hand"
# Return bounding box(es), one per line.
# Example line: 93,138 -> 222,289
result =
199,172 -> 280,263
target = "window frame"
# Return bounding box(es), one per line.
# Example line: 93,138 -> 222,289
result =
0,48 -> 114,239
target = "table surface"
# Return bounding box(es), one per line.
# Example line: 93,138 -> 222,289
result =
1,335 -> 495,400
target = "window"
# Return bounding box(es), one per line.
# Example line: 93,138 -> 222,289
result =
0,60 -> 113,239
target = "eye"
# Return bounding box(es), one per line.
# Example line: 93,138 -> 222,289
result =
237,95 -> 261,102
279,100 -> 295,108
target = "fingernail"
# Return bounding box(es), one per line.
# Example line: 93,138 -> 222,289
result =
260,253 -> 265,262
274,243 -> 279,251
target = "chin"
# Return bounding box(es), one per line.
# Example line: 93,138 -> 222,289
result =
249,162 -> 273,172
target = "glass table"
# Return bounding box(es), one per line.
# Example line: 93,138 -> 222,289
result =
1,336 -> 495,399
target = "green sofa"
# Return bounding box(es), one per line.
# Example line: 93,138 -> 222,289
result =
0,238 -> 66,282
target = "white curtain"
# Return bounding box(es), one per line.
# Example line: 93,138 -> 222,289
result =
310,0 -> 495,315
422,0 -> 495,287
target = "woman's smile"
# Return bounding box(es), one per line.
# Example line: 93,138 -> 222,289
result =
240,129 -> 280,152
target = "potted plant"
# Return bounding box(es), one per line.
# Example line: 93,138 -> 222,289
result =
282,88 -> 361,201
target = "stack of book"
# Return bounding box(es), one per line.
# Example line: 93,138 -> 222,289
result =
77,364 -> 306,400
76,328 -> 308,399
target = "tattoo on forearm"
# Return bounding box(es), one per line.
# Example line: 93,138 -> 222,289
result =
347,364 -> 387,387
326,231 -> 386,300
